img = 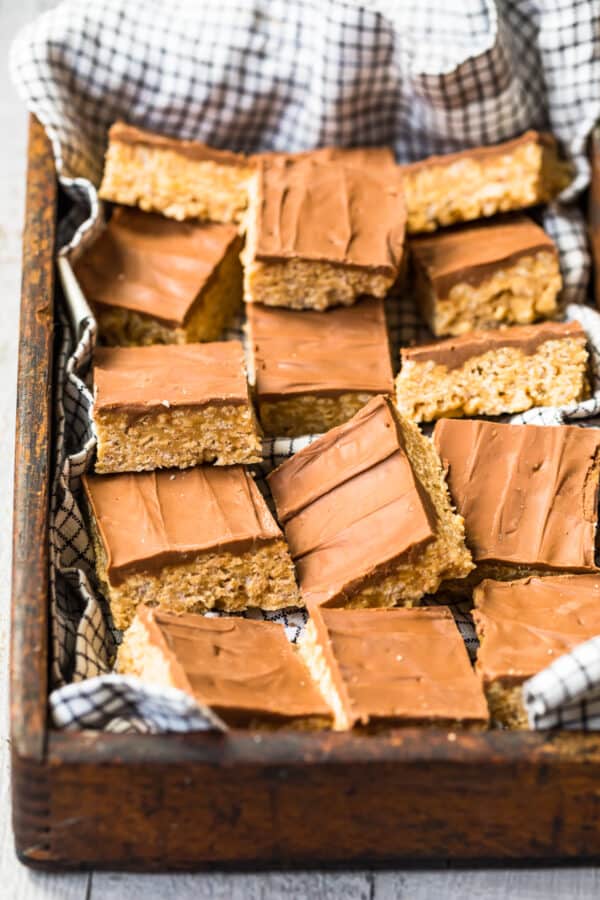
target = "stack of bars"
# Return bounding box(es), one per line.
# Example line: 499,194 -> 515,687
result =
72,119 -> 600,731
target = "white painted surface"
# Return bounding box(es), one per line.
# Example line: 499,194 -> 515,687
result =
2,2 -> 600,897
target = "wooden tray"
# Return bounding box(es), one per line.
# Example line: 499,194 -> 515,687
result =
11,115 -> 600,872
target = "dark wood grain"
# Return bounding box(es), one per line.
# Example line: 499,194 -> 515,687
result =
11,116 -> 600,872
13,729 -> 600,870
10,115 -> 55,764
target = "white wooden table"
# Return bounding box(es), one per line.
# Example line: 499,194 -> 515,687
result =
3,3 -> 600,897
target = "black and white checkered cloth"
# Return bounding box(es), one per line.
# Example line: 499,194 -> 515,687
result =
10,0 -> 600,732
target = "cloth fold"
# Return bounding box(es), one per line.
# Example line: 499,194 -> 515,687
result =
10,0 -> 600,732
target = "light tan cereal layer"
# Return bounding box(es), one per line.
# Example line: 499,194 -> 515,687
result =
94,238 -> 243,346
94,403 -> 263,473
258,392 -> 375,437
298,619 -> 351,731
99,139 -> 254,224
404,140 -> 572,234
396,336 -> 589,422
416,251 -> 562,337
484,681 -> 529,730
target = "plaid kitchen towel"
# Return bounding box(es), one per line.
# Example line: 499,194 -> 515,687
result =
10,0 -> 600,732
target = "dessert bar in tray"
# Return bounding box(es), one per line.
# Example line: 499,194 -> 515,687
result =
71,119 -> 600,731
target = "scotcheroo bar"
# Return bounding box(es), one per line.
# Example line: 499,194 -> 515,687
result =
403,131 -> 572,234
433,418 -> 600,589
396,321 -> 589,422
74,207 -> 242,346
243,155 -> 406,310
247,297 -> 394,437
83,466 -> 301,630
268,395 -> 473,609
99,121 -> 255,223
473,575 -> 600,729
410,216 -> 562,336
299,606 -> 488,731
119,607 -> 331,729
92,342 -> 262,473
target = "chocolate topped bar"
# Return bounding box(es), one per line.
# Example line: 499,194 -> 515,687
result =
106,121 -> 250,167
410,216 -> 557,298
268,395 -> 473,606
247,298 -> 394,400
74,207 -> 240,328
434,419 -> 600,572
474,575 -> 600,686
132,607 -> 330,726
94,342 -> 249,414
401,320 -> 586,371
252,156 -> 405,274
403,131 -> 557,175
269,395 -> 434,533
302,606 -> 488,729
83,466 -> 281,585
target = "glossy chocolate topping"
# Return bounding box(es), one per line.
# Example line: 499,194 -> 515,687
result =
402,130 -> 556,174
401,320 -> 586,371
268,396 -> 437,606
410,215 -> 557,297
109,121 -> 251,166
83,467 -> 281,584
433,419 -> 600,570
247,298 -> 394,399
252,156 -> 406,273
138,607 -> 331,724
474,575 -> 600,685
94,342 -> 249,414
139,607 -> 330,723
311,606 -> 489,726
74,206 -> 239,326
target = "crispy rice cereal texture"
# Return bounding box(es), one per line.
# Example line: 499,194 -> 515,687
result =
396,335 -> 589,422
403,133 -> 572,234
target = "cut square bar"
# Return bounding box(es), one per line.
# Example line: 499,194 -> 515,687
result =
410,216 -> 562,336
99,121 -> 255,223
118,607 -> 331,729
74,207 -> 243,346
396,320 -> 589,422
247,297 -> 394,436
267,395 -> 473,609
402,131 -> 572,234
82,466 -> 301,630
92,342 -> 262,473
473,575 -> 600,729
243,156 -> 406,310
433,419 -> 600,587
298,606 -> 488,731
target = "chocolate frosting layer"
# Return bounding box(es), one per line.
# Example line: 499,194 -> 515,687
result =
311,606 -> 488,725
401,320 -> 586,371
252,156 -> 406,273
94,342 -> 249,413
434,419 -> 600,570
473,575 -> 600,685
140,607 -> 330,723
410,215 -> 557,297
402,130 -> 556,174
268,396 -> 437,606
83,467 -> 281,584
109,121 -> 251,166
74,206 -> 239,326
248,298 -> 394,399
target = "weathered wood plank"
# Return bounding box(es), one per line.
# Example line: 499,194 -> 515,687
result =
375,869 -> 600,900
91,871 -> 373,900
